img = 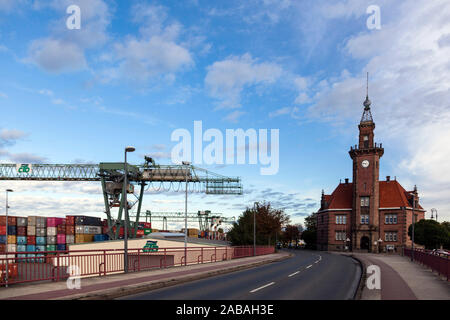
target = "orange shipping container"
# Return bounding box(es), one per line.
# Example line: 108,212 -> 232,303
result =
75,234 -> 94,243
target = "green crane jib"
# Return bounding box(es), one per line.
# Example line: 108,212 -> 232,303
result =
130,210 -> 236,231
0,159 -> 242,240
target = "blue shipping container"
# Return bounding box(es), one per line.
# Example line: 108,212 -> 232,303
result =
7,225 -> 16,235
0,235 -> 6,244
17,236 -> 27,245
36,236 -> 46,245
94,234 -> 108,242
17,253 -> 27,263
36,253 -> 45,263
56,244 -> 66,251
26,245 -> 36,252
17,244 -> 27,252
27,253 -> 36,263
36,245 -> 46,252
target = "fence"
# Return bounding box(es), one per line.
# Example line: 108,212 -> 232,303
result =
0,245 -> 274,287
403,248 -> 449,281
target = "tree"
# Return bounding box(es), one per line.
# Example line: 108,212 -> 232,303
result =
282,224 -> 301,246
301,212 -> 317,250
227,202 -> 290,246
408,219 -> 449,250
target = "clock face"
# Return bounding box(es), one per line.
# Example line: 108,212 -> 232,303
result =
362,160 -> 370,168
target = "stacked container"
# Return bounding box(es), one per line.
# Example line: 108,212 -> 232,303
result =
66,216 -> 75,246
75,216 -> 101,243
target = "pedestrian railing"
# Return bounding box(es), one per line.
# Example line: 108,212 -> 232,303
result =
404,248 -> 449,281
0,245 -> 274,287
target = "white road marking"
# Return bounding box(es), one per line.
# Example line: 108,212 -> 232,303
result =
250,282 -> 275,293
306,264 -> 312,269
288,271 -> 300,277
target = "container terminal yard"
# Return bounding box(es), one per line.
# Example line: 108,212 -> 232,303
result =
0,158 -> 252,287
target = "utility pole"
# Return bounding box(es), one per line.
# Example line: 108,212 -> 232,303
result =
182,161 -> 190,266
124,146 -> 135,273
253,202 -> 257,256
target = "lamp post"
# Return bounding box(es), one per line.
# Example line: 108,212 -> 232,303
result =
378,238 -> 383,253
182,161 -> 190,266
124,146 -> 135,273
253,202 -> 258,256
5,189 -> 13,288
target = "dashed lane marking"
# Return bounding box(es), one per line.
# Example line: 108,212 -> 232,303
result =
250,282 -> 275,293
288,271 -> 300,277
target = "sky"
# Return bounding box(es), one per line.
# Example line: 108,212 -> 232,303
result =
0,0 -> 449,230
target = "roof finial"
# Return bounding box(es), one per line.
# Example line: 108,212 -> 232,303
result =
363,72 -> 371,109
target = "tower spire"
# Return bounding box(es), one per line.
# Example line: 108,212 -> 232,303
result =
361,72 -> 373,123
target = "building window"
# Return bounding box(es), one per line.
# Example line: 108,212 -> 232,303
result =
363,135 -> 369,148
360,196 -> 370,207
360,214 -> 369,224
385,214 -> 398,224
385,232 -> 397,242
336,215 -> 347,225
335,231 -> 346,241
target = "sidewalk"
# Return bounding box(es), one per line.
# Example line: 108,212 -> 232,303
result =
0,252 -> 290,300
345,252 -> 450,300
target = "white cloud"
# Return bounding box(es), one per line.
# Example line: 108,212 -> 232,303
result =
0,129 -> 27,146
306,0 -> 450,220
223,110 -> 246,123
205,53 -> 283,109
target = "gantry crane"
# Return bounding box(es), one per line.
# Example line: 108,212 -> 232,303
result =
0,157 -> 242,239
129,210 -> 236,231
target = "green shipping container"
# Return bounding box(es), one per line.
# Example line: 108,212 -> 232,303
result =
46,244 -> 57,253
144,228 -> 152,235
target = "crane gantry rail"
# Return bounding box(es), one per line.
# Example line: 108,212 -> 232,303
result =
0,158 -> 242,239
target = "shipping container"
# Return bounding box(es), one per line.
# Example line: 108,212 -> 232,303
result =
0,216 -> 6,226
0,225 -> 6,235
16,217 -> 28,227
36,245 -> 46,252
17,236 -> 27,245
144,228 -> 152,235
66,215 -> 75,225
7,216 -> 16,226
36,236 -> 46,245
47,227 -> 57,236
47,217 -> 65,227
66,235 -> 75,244
27,236 -> 36,245
7,244 -> 16,252
17,244 -> 27,252
56,244 -> 66,251
47,236 -> 57,245
7,226 -> 16,235
17,254 -> 27,263
66,225 -> 75,235
27,254 -> 36,262
17,226 -> 26,236
36,228 -> 46,237
36,217 -> 46,228
27,216 -> 37,226
27,226 -> 36,236
0,244 -> 5,253
7,235 -> 16,244
75,234 -> 94,243
94,234 -> 108,242
57,224 -> 66,234
46,244 -> 56,252
57,234 -> 65,244
26,245 -> 36,252
0,235 -> 6,244
36,253 -> 45,263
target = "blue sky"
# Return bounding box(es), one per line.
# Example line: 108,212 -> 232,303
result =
1,0 -> 450,229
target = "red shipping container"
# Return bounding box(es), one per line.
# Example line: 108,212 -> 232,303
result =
0,225 -> 6,235
0,244 -> 5,253
57,234 -> 66,244
65,216 -> 75,225
47,217 -> 65,227
0,216 -> 6,226
16,226 -> 27,236
66,225 -> 75,235
136,229 -> 144,236
57,224 -> 66,234
27,236 -> 36,245
7,217 -> 16,226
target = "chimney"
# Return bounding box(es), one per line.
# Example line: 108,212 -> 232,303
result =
386,176 -> 390,182
345,178 -> 349,184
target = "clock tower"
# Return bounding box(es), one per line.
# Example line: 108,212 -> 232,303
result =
348,84 -> 384,252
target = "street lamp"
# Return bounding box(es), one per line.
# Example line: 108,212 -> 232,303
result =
253,202 -> 258,256
124,146 -> 135,273
5,189 -> 13,288
182,161 -> 190,266
377,238 -> 383,253
407,192 -> 417,262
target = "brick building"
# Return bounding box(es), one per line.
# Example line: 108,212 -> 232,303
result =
316,91 -> 425,253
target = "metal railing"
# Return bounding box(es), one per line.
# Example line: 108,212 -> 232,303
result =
0,245 -> 274,287
404,248 -> 449,281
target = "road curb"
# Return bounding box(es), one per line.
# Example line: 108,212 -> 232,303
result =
61,254 -> 292,300
348,254 -> 365,300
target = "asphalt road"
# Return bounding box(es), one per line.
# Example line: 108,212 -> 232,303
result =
119,250 -> 361,300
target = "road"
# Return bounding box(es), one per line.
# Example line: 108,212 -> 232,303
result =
119,250 -> 361,300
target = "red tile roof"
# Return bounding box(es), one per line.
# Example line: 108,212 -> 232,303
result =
324,180 -> 423,210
